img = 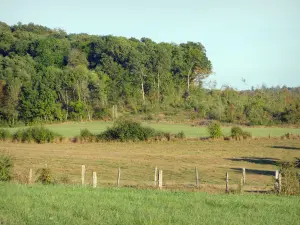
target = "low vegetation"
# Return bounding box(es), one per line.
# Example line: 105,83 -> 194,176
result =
0,152 -> 13,181
74,120 -> 186,142
0,128 -> 11,141
175,131 -> 185,139
231,126 -> 252,140
281,133 -> 300,140
77,128 -> 96,143
207,121 -> 222,138
35,167 -> 54,184
97,119 -> 158,142
279,160 -> 300,195
12,127 -> 61,143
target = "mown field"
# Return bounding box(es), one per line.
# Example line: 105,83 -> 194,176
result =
3,121 -> 300,138
0,183 -> 299,225
2,139 -> 300,190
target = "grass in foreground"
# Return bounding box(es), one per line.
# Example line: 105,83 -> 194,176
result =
3,121 -> 300,137
0,183 -> 299,225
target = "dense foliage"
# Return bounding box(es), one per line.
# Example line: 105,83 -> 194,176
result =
207,122 -> 222,138
0,152 -> 13,181
36,167 -> 54,184
12,126 -> 60,143
279,161 -> 300,195
0,21 -> 299,126
231,126 -> 251,140
0,128 -> 11,141
97,119 -> 158,141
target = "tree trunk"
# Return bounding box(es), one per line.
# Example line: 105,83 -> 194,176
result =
157,72 -> 160,104
140,72 -> 145,105
187,65 -> 193,92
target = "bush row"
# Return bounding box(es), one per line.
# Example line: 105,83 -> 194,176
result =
1,121 -> 256,143
0,127 -> 61,143
76,120 -> 186,143
207,122 -> 252,140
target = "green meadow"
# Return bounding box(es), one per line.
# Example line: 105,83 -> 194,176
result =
3,121 -> 300,138
0,183 -> 299,225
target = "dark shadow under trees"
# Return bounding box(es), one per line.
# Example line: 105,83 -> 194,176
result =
230,168 -> 275,176
271,146 -> 300,151
225,157 -> 279,166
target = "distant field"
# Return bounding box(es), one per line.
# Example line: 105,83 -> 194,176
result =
2,139 -> 300,189
0,183 -> 299,225
3,121 -> 300,138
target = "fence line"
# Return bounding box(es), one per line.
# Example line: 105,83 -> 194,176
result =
25,166 -> 282,193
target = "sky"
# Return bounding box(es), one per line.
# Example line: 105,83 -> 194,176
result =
0,0 -> 299,89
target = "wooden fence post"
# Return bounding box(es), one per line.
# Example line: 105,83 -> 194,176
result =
117,167 -> 121,187
225,172 -> 229,193
242,168 -> 246,185
81,165 -> 85,186
275,170 -> 279,193
28,168 -> 33,184
158,170 -> 163,189
154,167 -> 158,187
92,172 -> 97,188
195,167 -> 199,188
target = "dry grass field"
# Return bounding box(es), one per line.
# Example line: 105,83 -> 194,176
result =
2,138 -> 300,192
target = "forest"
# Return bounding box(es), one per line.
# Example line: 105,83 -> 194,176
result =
0,21 -> 299,126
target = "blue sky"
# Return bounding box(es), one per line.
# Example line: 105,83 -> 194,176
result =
1,0 -> 299,89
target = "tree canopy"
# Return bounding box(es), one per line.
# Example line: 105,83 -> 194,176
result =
0,21 -> 299,126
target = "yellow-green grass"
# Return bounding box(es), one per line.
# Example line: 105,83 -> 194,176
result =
0,183 -> 299,225
3,121 -> 300,138
2,139 -> 299,191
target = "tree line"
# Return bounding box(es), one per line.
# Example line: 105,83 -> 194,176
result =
0,21 -> 299,126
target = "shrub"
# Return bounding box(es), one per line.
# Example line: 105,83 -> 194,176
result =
231,126 -> 243,137
163,132 -> 171,141
231,126 -> 252,140
13,127 -> 60,144
295,158 -> 300,168
0,129 -> 11,141
175,131 -> 185,139
30,127 -> 58,143
0,152 -> 13,181
207,122 -> 222,138
12,129 -> 23,142
281,133 -> 300,140
97,119 -> 157,142
279,161 -> 300,195
242,131 -> 252,139
79,129 -> 95,142
36,167 -> 54,184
